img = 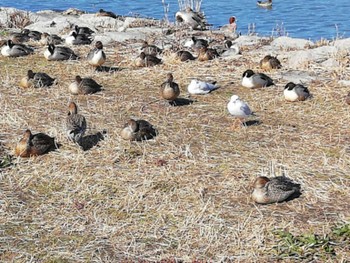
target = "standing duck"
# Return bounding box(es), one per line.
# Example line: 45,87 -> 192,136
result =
87,41 -> 106,67
1,40 -> 33,57
241,69 -> 274,88
15,129 -> 56,157
220,16 -> 237,33
252,176 -> 301,204
260,55 -> 282,70
160,73 -> 180,102
66,102 -> 87,144
121,119 -> 157,141
19,70 -> 56,89
283,82 -> 310,102
68,75 -> 103,95
44,44 -> 78,61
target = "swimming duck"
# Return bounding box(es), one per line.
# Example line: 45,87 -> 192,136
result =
15,129 -> 56,157
19,70 -> 56,89
68,75 -> 103,95
65,31 -> 92,45
175,7 -> 208,30
96,9 -> 117,19
176,50 -> 196,61
66,102 -> 87,144
260,55 -> 282,70
137,52 -> 162,67
74,25 -> 95,36
252,176 -> 301,204
40,33 -> 63,45
184,36 -> 208,49
121,119 -> 157,141
257,0 -> 272,8
187,79 -> 219,95
160,73 -> 180,102
87,41 -> 106,67
220,16 -> 237,33
241,70 -> 274,88
198,46 -> 219,61
283,82 -> 310,102
141,41 -> 162,56
44,44 -> 78,61
1,40 -> 34,57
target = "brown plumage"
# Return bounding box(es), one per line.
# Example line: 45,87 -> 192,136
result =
176,50 -> 196,61
138,52 -> 162,67
260,55 -> 282,70
15,129 -> 56,157
160,73 -> 180,101
121,119 -> 157,141
19,70 -> 55,89
198,47 -> 219,61
141,41 -> 162,56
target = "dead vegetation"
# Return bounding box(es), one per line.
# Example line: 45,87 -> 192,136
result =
0,26 -> 349,262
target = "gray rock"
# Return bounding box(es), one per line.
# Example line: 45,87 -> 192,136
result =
232,35 -> 269,46
333,38 -> 350,51
278,70 -> 316,83
338,80 -> 350,87
271,36 -> 314,50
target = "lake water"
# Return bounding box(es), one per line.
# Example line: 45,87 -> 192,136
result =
1,0 -> 350,40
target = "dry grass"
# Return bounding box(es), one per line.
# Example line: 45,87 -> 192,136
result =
0,27 -> 349,262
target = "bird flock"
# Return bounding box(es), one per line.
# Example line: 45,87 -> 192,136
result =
0,6 -> 306,205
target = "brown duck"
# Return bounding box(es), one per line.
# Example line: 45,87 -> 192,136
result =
121,119 -> 157,141
160,73 -> 180,101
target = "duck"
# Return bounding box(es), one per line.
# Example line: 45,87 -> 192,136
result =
19,70 -> 56,89
176,50 -> 196,61
141,41 -> 162,56
160,73 -> 180,102
66,102 -> 87,144
87,41 -> 106,67
74,25 -> 95,36
96,9 -> 117,19
68,75 -> 103,95
121,119 -> 157,141
22,29 -> 42,41
175,7 -> 208,30
252,176 -> 301,204
137,52 -> 162,67
44,44 -> 78,61
257,0 -> 272,8
9,30 -> 30,43
1,40 -> 34,57
260,55 -> 282,70
40,33 -> 63,45
198,46 -> 219,61
283,82 -> 310,102
187,79 -> 219,95
15,129 -> 56,157
220,16 -> 237,33
65,31 -> 92,45
241,69 -> 274,88
184,36 -> 208,49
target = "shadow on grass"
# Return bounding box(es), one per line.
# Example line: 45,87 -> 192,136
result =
170,97 -> 194,107
243,120 -> 262,127
95,66 -> 123,73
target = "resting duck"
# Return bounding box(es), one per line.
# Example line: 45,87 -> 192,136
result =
1,40 -> 33,57
121,119 -> 157,141
241,69 -> 274,88
9,30 -> 30,43
74,25 -> 95,36
136,52 -> 162,67
175,7 -> 208,30
220,16 -> 237,33
19,70 -> 55,89
66,102 -> 87,144
68,75 -> 103,95
21,29 -> 42,41
257,0 -> 272,8
160,73 -> 180,102
141,41 -> 162,56
15,129 -> 56,157
252,176 -> 301,204
87,41 -> 106,67
187,79 -> 219,95
40,33 -> 63,45
184,36 -> 208,49
284,82 -> 310,102
260,55 -> 282,70
176,50 -> 196,61
44,44 -> 78,61
65,31 -> 92,45
96,9 -> 117,19
198,46 -> 219,61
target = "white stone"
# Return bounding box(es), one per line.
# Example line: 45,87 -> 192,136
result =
271,36 -> 314,50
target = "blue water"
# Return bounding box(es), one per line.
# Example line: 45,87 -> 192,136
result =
1,0 -> 350,40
